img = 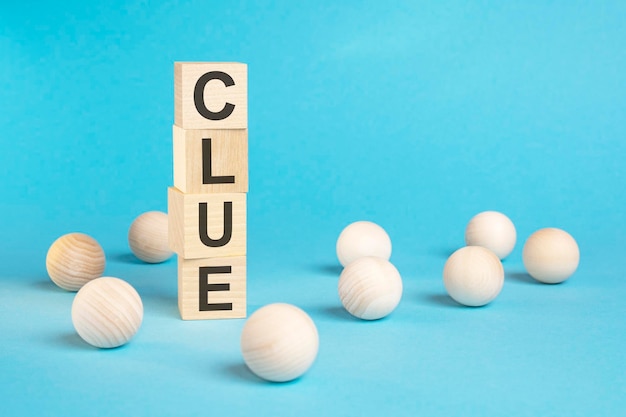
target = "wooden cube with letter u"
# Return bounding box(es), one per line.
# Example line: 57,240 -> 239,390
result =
178,255 -> 246,320
168,187 -> 246,259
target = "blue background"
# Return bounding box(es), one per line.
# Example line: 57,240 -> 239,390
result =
1,1 -> 625,416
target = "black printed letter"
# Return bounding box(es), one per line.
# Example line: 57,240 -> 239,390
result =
194,71 -> 235,121
198,266 -> 233,311
202,138 -> 235,184
198,202 -> 233,247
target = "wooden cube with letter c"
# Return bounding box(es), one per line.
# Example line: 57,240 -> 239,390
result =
168,187 -> 246,260
174,62 -> 247,129
178,255 -> 246,320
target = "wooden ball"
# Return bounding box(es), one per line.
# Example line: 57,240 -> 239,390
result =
241,303 -> 319,382
46,233 -> 106,291
128,211 -> 172,263
523,228 -> 579,284
336,221 -> 392,267
465,211 -> 516,260
443,246 -> 504,307
72,277 -> 143,348
338,257 -> 403,320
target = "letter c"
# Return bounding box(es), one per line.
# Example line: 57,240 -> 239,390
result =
194,71 -> 236,121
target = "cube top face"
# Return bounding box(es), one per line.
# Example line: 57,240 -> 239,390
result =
174,62 -> 247,129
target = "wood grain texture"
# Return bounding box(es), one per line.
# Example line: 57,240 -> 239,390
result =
168,187 -> 246,259
46,233 -> 106,291
173,125 -> 248,194
174,62 -> 247,129
128,211 -> 173,263
71,277 -> 143,348
443,246 -> 504,307
338,257 -> 403,320
178,255 -> 246,320
523,228 -> 579,284
241,303 -> 318,382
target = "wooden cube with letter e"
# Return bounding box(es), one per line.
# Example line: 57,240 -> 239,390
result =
178,256 -> 246,320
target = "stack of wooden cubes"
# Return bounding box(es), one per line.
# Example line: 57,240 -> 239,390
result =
168,62 -> 248,320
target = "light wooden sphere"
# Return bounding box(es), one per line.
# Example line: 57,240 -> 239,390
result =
336,221 -> 392,267
241,303 -> 319,382
465,211 -> 516,260
128,211 -> 173,263
523,228 -> 580,284
46,233 -> 106,291
443,246 -> 504,307
338,256 -> 403,320
72,277 -> 143,348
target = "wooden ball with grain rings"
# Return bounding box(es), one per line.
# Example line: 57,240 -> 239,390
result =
443,246 -> 504,307
72,277 -> 143,348
241,303 -> 319,382
336,221 -> 392,267
46,232 -> 106,291
128,211 -> 173,263
465,210 -> 516,260
338,256 -> 403,320
523,228 -> 580,284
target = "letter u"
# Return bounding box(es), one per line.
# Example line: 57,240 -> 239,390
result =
198,202 -> 233,247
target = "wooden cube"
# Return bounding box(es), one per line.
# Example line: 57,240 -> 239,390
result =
173,125 -> 248,194
178,255 -> 246,320
174,62 -> 247,129
168,187 -> 246,259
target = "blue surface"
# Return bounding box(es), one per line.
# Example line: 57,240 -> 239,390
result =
1,1 -> 625,416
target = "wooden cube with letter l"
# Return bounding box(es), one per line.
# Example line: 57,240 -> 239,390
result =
173,125 -> 248,194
